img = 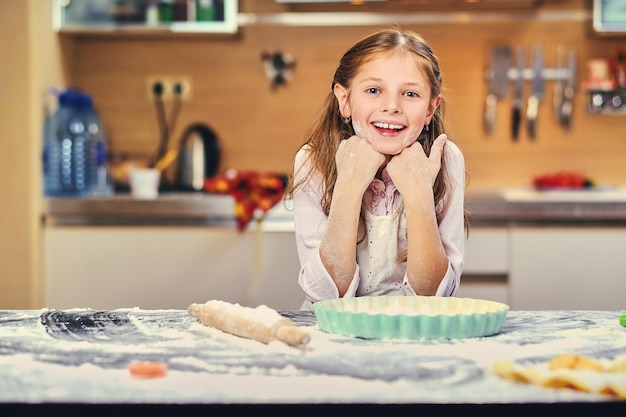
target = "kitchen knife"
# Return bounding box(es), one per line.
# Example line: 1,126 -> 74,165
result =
553,46 -> 565,124
526,45 -> 544,140
484,46 -> 512,135
559,48 -> 577,130
511,47 -> 525,141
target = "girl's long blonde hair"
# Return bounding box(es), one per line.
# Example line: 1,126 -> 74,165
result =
286,28 -> 468,232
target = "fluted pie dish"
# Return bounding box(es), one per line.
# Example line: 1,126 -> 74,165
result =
312,295 -> 509,340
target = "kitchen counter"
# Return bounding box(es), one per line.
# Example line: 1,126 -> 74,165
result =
465,187 -> 626,225
42,187 -> 626,227
42,193 -> 250,227
1,307 -> 625,415
42,192 -> 295,229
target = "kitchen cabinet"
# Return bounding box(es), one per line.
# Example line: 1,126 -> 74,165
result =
459,224 -> 626,310
44,223 -> 626,311
43,225 -> 305,311
509,226 -> 626,310
457,227 -> 509,305
44,224 -> 510,311
53,0 -> 239,35
42,190 -> 626,311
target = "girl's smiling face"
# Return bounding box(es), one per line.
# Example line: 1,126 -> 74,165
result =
334,50 -> 440,155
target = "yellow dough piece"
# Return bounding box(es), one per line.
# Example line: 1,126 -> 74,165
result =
608,358 -> 626,373
541,373 -> 593,393
598,383 -> 626,400
548,354 -> 604,372
493,354 -> 626,400
492,360 -> 544,385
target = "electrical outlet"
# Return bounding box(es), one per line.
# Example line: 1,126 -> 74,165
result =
146,75 -> 193,101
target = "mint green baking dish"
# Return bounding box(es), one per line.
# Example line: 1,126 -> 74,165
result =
312,295 -> 509,340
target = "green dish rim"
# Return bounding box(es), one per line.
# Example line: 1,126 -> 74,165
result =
312,295 -> 509,340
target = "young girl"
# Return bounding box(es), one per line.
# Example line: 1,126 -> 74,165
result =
286,28 -> 468,311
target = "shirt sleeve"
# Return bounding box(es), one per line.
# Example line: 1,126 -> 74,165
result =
402,140 -> 466,297
292,147 -> 361,310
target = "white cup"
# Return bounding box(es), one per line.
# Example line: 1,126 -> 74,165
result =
129,168 -> 161,200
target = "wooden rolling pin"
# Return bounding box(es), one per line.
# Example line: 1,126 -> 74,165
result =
188,300 -> 310,347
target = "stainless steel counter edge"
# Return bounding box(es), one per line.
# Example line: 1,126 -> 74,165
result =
466,188 -> 626,225
42,189 -> 626,228
42,193 -> 297,230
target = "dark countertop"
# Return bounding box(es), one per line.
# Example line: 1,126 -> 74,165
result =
42,193 -> 245,227
465,188 -> 626,225
0,308 -> 625,414
42,187 -> 626,227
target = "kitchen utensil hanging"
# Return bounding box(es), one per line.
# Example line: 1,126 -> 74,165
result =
559,49 -> 577,130
526,44 -> 545,140
553,45 -> 566,125
484,44 -> 576,141
511,47 -> 525,141
484,46 -> 512,135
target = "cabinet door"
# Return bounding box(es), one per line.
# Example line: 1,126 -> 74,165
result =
457,227 -> 509,305
243,228 -> 304,310
43,226 -> 303,310
463,227 -> 509,274
510,227 -> 626,310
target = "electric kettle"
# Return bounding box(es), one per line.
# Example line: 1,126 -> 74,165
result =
177,123 -> 221,191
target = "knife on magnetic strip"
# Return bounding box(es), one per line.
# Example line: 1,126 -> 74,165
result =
553,46 -> 565,124
484,46 -> 512,135
559,48 -> 577,130
526,45 -> 544,140
511,47 -> 525,141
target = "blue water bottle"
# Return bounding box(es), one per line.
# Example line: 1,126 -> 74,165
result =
43,89 -> 83,196
43,89 -> 112,197
79,93 -> 113,196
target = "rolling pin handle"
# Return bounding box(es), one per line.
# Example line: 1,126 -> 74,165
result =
188,303 -> 200,317
274,324 -> 311,347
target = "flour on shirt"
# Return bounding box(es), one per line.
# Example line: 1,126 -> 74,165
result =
356,203 -> 408,296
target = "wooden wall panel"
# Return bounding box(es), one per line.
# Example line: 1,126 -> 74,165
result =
70,0 -> 626,189
0,0 -> 32,308
0,0 -> 66,308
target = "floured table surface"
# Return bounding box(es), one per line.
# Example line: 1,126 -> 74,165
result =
0,308 -> 625,406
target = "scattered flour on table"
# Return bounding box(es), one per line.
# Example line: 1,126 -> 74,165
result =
200,300 -> 285,327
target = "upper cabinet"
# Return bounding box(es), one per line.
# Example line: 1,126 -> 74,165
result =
53,0 -> 238,35
593,0 -> 626,36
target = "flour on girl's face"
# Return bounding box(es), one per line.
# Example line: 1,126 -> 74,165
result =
351,120 -> 371,141
401,125 -> 422,149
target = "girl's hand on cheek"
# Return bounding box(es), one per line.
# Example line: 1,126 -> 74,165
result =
387,134 -> 447,195
335,135 -> 385,193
